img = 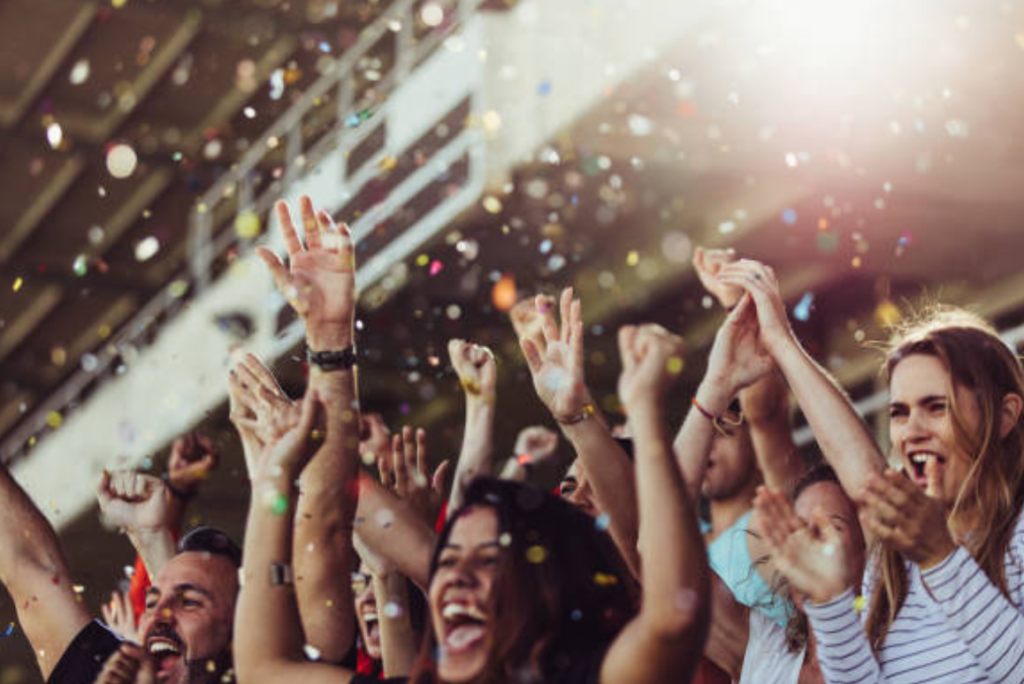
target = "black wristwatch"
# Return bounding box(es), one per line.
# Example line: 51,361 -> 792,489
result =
306,345 -> 357,371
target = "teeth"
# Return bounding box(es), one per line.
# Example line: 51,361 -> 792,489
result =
442,603 -> 486,621
363,613 -> 378,624
148,641 -> 180,655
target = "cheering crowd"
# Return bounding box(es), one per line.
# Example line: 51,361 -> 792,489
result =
1,195 -> 1023,684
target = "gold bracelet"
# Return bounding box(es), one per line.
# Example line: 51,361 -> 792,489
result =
556,403 -> 596,426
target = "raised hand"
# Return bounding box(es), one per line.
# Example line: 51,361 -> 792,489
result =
700,294 -> 775,411
693,246 -> 742,309
255,196 -> 356,349
359,413 -> 392,466
512,425 -> 560,466
520,288 -> 589,421
616,324 -> 686,408
448,339 -> 497,402
249,388 -> 324,485
378,426 -> 449,525
716,260 -> 795,356
97,471 -> 172,534
228,353 -> 298,479
100,590 -> 139,643
861,465 -> 955,569
509,293 -> 556,356
167,432 -> 218,496
754,486 -> 850,604
93,643 -> 154,684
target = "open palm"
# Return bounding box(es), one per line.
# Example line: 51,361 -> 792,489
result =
520,288 -> 588,420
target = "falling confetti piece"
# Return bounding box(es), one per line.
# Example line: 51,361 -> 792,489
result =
428,260 -> 443,276
69,59 -> 91,85
482,196 -> 503,214
234,212 -> 261,239
47,123 -> 63,149
793,292 -> 814,322
420,1 -> 445,27
12,277 -> 23,292
135,236 -> 160,262
595,513 -> 610,531
491,273 -> 516,311
526,545 -> 547,563
46,412 -> 63,429
781,208 -> 798,225
594,572 -> 618,586
106,143 -> 138,179
73,254 -> 88,276
303,645 -> 322,661
874,299 -> 901,326
666,356 -> 684,375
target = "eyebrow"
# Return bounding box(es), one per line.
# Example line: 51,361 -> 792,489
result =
441,541 -> 502,552
146,583 -> 215,601
889,394 -> 948,408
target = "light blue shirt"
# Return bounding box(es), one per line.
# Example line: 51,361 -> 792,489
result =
706,510 -> 790,627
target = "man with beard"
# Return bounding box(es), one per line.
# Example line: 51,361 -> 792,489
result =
0,452 -> 240,684
63,526 -> 240,684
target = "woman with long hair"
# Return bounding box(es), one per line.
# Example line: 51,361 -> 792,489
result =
718,259 -> 1024,683
233,195 -> 709,684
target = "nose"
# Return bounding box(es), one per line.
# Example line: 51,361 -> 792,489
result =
898,407 -> 931,450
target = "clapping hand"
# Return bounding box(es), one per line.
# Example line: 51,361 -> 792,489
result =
693,246 -> 743,309
861,465 -> 956,569
754,486 -> 850,605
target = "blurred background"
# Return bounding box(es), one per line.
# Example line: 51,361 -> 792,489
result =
3,0 -> 1024,679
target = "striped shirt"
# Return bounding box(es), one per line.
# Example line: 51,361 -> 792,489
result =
805,513 -> 1024,684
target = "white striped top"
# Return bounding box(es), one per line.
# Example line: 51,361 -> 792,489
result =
804,513 -> 1024,684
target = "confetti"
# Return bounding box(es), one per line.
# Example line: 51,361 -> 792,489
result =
594,513 -> 610,531
12,277 -> 23,292
420,2 -> 445,27
793,292 -> 814,322
525,545 -> 547,563
69,59 -> 91,85
47,123 -> 63,149
429,260 -> 443,276
106,143 -> 138,179
234,212 -> 261,239
135,236 -> 160,262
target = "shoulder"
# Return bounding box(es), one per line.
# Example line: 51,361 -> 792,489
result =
46,620 -> 122,684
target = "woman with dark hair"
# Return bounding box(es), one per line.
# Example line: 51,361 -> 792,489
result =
719,259 -> 1024,683
233,199 -> 710,684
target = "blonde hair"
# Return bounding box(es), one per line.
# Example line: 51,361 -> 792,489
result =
865,306 -> 1024,650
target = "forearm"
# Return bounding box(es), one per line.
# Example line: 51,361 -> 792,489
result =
742,373 -> 803,493
773,339 -> 885,501
922,547 -> 1024,682
355,473 -> 435,589
295,365 -> 359,659
674,376 -> 734,502
632,402 -> 710,636
449,398 -> 496,512
373,572 -> 418,677
236,480 -> 307,683
127,529 -> 177,579
562,417 -> 641,577
804,589 -> 885,684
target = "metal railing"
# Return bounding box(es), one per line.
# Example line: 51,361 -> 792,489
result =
1,0 -> 489,461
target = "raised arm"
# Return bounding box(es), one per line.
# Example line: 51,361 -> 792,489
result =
0,464 -> 90,679
96,471 -> 178,578
257,196 -> 360,660
446,339 -> 497,512
691,246 -> 801,493
234,389 -> 354,684
601,324 -> 710,684
520,288 -> 641,577
674,294 -> 775,501
499,425 -> 560,482
718,261 -> 886,503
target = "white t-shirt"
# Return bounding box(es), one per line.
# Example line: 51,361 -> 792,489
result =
739,609 -> 804,684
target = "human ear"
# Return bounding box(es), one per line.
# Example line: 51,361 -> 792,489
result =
998,393 -> 1024,439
